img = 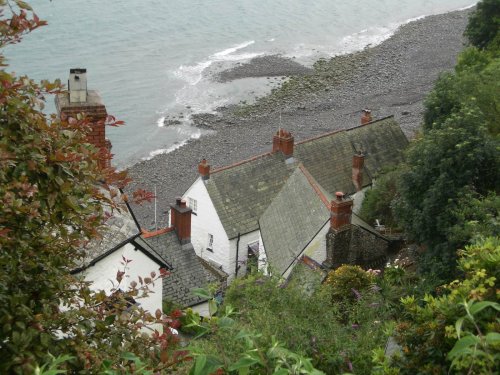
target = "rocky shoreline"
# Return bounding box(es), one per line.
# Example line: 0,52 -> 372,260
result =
126,8 -> 472,229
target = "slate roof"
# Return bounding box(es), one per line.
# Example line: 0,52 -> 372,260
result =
143,231 -> 218,307
205,116 -> 407,240
346,116 -> 408,178
295,116 -> 408,197
75,191 -> 170,272
259,167 -> 330,276
79,193 -> 141,268
206,152 -> 297,239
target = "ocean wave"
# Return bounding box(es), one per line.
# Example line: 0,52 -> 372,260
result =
174,40 -> 263,85
142,130 -> 202,160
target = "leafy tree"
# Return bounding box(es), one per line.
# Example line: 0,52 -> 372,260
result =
394,105 -> 498,277
464,0 -> 500,50
359,167 -> 404,230
0,2 -> 186,373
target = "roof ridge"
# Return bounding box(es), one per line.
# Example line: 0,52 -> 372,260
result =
211,151 -> 274,174
141,226 -> 175,238
295,128 -> 345,145
344,115 -> 395,132
298,164 -> 331,209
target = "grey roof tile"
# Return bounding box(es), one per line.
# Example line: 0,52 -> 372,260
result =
259,167 -> 330,276
206,152 -> 297,239
206,116 -> 407,239
143,232 -> 217,307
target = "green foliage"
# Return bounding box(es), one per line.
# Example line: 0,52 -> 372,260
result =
0,2 -> 187,373
184,288 -> 325,375
359,168 -> 403,230
423,53 -> 500,136
464,0 -> 500,50
391,237 -> 500,374
195,273 -> 393,374
323,265 -> 376,303
394,106 -> 499,278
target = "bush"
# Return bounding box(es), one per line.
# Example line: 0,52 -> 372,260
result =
391,237 -> 500,374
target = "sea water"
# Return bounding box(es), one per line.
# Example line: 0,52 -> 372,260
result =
4,0 -> 476,167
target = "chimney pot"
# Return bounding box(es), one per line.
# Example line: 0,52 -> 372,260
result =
330,194 -> 353,230
170,199 -> 192,245
361,109 -> 372,125
55,69 -> 111,169
198,158 -> 210,180
272,128 -> 294,158
352,153 -> 365,191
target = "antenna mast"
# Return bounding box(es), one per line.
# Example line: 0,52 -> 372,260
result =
154,186 -> 157,231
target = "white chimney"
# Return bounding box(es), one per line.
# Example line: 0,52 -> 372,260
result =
68,68 -> 87,103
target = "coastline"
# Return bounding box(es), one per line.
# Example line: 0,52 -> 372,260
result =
126,8 -> 472,228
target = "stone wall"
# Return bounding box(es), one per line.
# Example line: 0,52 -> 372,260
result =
325,225 -> 388,270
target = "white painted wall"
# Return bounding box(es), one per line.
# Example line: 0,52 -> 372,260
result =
183,178 -> 231,274
257,232 -> 269,275
228,230 -> 260,281
83,242 -> 163,315
302,221 -> 329,265
191,301 -> 210,317
351,185 -> 370,214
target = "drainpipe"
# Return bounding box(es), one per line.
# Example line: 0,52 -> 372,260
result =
235,233 -> 241,277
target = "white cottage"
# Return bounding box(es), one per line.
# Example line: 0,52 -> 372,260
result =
72,196 -> 169,315
182,115 -> 408,280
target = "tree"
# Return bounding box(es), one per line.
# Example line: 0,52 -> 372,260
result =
464,0 -> 500,50
394,106 -> 498,277
0,3 -> 185,373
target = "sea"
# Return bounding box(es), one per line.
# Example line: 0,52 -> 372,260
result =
4,0 -> 476,168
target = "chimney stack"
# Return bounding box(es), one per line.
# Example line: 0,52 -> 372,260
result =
361,109 -> 372,125
272,129 -> 294,158
198,159 -> 210,180
55,69 -> 111,169
330,192 -> 353,230
352,152 -> 365,192
170,197 -> 192,245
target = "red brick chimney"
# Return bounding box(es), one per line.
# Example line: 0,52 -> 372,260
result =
170,197 -> 192,245
55,69 -> 111,169
330,192 -> 353,230
198,159 -> 210,180
272,129 -> 294,158
352,152 -> 365,192
361,109 -> 372,125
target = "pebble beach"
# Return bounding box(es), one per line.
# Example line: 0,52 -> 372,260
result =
125,8 -> 472,228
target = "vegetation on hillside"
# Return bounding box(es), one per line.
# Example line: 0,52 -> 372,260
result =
1,0 -> 498,373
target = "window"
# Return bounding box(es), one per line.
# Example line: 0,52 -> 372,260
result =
207,234 -> 214,251
188,197 -> 198,214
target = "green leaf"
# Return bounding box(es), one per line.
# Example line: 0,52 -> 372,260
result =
209,299 -> 218,316
15,0 -> 32,10
193,355 -> 206,375
104,314 -> 116,325
447,335 -> 480,359
455,316 -> 465,338
469,300 -> 500,315
189,355 -> 222,375
121,352 -> 139,362
485,332 -> 500,345
191,288 -> 212,300
217,316 -> 234,328
228,356 -> 260,371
